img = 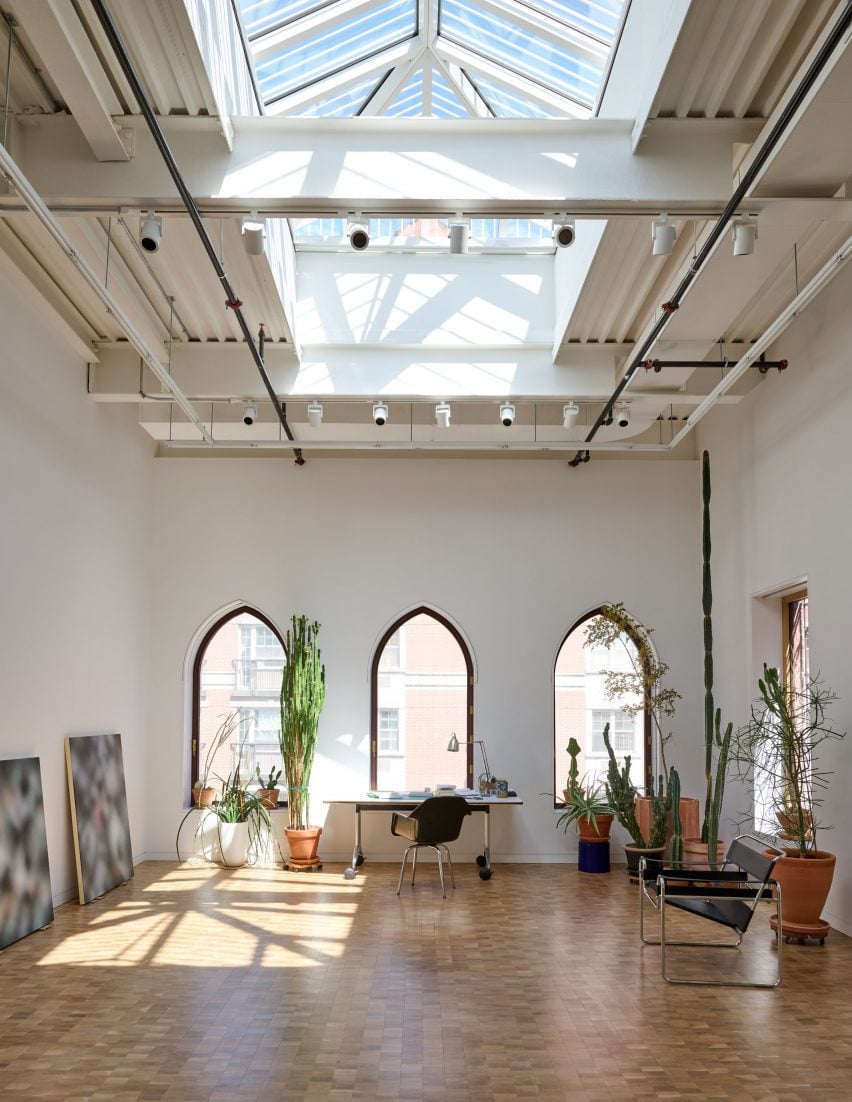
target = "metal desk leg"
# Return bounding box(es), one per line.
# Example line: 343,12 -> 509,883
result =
343,806 -> 365,879
478,806 -> 493,880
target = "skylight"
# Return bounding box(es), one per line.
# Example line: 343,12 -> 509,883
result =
237,0 -> 625,118
290,216 -> 554,251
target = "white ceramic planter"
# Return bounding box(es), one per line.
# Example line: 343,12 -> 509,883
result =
215,821 -> 249,868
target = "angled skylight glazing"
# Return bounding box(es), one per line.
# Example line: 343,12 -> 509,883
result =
290,216 -> 553,251
236,0 -> 625,118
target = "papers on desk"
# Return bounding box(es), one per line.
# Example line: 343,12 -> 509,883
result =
455,787 -> 479,797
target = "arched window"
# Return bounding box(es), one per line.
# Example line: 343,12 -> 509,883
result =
553,608 -> 652,805
191,607 -> 286,799
371,608 -> 473,791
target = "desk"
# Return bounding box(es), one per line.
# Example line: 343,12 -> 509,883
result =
325,796 -> 523,880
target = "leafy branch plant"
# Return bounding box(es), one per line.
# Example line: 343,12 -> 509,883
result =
732,665 -> 844,857
584,602 -> 680,786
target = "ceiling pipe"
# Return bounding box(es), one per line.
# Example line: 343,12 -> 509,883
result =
0,141 -> 214,444
644,358 -> 787,373
569,1 -> 852,467
89,0 -> 303,465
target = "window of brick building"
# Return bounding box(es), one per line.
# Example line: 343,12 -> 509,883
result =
371,608 -> 473,791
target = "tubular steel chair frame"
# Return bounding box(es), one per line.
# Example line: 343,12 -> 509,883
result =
639,834 -> 783,987
391,796 -> 471,898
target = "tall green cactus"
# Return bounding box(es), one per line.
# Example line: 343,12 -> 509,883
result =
280,615 -> 326,831
668,767 -> 683,864
700,451 -> 733,861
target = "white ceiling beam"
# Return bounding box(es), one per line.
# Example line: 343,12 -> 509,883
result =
360,46 -> 427,116
8,0 -> 130,162
266,38 -> 420,116
15,115 -> 755,209
433,36 -> 589,117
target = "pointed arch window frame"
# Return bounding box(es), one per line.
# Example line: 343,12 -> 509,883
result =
553,606 -> 653,809
190,604 -> 287,793
370,605 -> 474,789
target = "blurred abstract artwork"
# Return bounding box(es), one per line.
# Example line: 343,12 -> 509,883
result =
0,757 -> 54,950
65,733 -> 133,904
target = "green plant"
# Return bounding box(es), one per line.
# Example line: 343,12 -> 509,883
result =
602,724 -> 668,847
280,615 -> 326,831
732,665 -> 844,857
584,603 -> 680,786
668,767 -> 683,863
556,737 -> 614,835
700,451 -> 733,859
255,765 -> 282,791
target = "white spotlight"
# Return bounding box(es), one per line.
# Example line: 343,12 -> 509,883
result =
448,220 -> 469,255
499,402 -> 515,427
563,401 -> 579,429
552,218 -> 575,248
242,402 -> 257,426
615,402 -> 631,429
347,215 -> 370,251
651,214 -> 676,256
732,215 -> 757,256
139,211 -> 163,253
372,401 -> 389,426
307,401 -> 323,428
242,216 -> 265,256
435,402 -> 451,429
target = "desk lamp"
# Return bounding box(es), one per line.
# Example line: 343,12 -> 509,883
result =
446,732 -> 493,787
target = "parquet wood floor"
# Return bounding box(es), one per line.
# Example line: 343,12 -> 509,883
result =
1,860 -> 851,1101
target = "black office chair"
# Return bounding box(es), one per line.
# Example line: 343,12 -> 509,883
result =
639,835 -> 783,987
391,795 -> 471,898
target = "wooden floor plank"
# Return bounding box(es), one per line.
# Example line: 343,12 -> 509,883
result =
1,861 -> 851,1101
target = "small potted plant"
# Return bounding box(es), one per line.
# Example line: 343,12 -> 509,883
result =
280,615 -> 326,868
192,779 -> 216,807
556,737 -> 614,840
255,765 -> 282,810
601,724 -> 668,877
732,664 -> 844,939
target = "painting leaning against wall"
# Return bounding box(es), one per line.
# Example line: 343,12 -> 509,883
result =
65,733 -> 133,904
0,757 -> 54,950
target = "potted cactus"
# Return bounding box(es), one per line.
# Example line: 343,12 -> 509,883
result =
255,765 -> 282,810
556,737 -> 614,840
279,615 -> 326,869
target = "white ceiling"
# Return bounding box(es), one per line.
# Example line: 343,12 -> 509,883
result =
0,0 -> 851,458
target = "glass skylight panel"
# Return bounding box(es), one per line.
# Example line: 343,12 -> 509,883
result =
385,69 -> 424,117
238,0 -> 321,38
523,0 -> 624,42
440,0 -> 604,108
290,216 -> 554,250
471,75 -> 553,119
431,69 -> 471,118
292,73 -> 384,116
253,0 -> 416,104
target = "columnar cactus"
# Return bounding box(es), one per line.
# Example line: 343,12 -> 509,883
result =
668,767 -> 684,864
280,616 -> 326,831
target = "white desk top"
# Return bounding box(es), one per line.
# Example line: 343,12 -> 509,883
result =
325,795 -> 523,806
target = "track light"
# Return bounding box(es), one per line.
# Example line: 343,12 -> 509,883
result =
372,401 -> 388,426
732,215 -> 757,256
563,401 -> 579,429
242,402 -> 257,426
615,402 -> 631,429
651,214 -> 676,256
242,216 -> 265,256
552,217 -> 575,248
307,402 -> 323,428
448,219 -> 469,255
435,402 -> 451,429
347,215 -> 370,251
499,402 -> 515,427
139,211 -> 162,253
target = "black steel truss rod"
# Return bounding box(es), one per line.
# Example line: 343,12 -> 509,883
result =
90,0 -> 303,463
644,358 -> 787,373
569,0 -> 852,467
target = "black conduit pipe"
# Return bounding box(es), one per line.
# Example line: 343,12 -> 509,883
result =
90,0 -> 303,463
569,0 -> 852,467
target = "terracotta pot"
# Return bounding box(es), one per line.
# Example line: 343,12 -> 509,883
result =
766,848 -> 836,935
257,787 -> 280,810
577,813 -> 614,841
635,795 -> 700,847
682,837 -> 726,870
193,786 -> 216,807
285,826 -> 322,864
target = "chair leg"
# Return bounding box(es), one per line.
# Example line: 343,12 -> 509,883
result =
436,846 -> 446,898
411,846 -> 418,885
440,844 -> 456,889
397,845 -> 414,895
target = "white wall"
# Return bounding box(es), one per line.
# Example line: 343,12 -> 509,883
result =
146,456 -> 705,864
697,258 -> 852,935
0,284 -> 153,904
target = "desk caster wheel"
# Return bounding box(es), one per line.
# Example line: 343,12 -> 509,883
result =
356,854 -> 365,867
344,867 -> 357,880
479,868 -> 492,881
476,855 -> 487,867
